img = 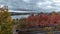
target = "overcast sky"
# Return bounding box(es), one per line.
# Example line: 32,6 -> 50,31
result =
0,0 -> 60,12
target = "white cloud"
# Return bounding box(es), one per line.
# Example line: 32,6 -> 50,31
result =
36,2 -> 42,7
1,5 -> 4,7
23,0 -> 30,3
47,6 -> 52,8
36,1 -> 53,9
54,3 -> 60,7
42,5 -> 54,9
53,0 -> 60,3
1,0 -> 60,12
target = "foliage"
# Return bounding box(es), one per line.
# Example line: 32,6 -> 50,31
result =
46,31 -> 54,34
0,8 -> 13,34
13,18 -> 19,25
43,27 -> 54,31
16,18 -> 28,30
55,24 -> 60,31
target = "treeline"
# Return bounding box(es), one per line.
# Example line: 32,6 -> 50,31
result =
1,6 -> 60,34
15,11 -> 60,31
10,12 -> 30,16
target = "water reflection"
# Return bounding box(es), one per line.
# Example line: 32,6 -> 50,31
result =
11,15 -> 30,19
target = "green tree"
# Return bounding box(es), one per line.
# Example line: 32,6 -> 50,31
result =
0,7 -> 13,34
13,18 -> 19,25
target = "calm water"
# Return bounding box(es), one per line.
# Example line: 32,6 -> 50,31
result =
11,15 -> 30,19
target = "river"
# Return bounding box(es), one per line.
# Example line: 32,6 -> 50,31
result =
11,15 -> 30,19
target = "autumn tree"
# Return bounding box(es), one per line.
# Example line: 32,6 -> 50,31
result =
0,6 -> 13,34
49,11 -> 57,26
15,18 -> 28,30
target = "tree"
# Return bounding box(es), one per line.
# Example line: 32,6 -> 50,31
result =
16,18 -> 28,30
0,7 -> 13,34
49,12 -> 57,26
55,24 -> 60,31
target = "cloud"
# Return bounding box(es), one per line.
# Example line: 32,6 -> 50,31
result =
52,0 -> 60,3
54,3 -> 60,7
0,0 -> 60,12
23,0 -> 30,3
36,0 -> 60,12
36,0 -> 53,9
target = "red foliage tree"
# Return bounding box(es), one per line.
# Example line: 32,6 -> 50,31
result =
26,12 -> 60,28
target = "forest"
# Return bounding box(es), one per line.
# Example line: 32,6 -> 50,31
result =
1,6 -> 60,34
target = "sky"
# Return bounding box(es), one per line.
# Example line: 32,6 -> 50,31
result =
0,0 -> 60,13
